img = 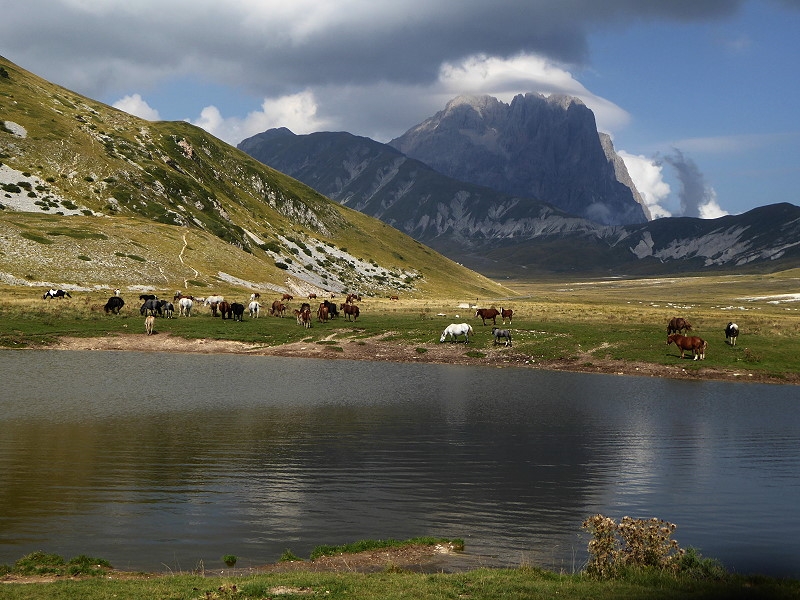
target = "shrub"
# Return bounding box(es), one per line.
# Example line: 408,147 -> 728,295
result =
221,554 -> 237,567
279,549 -> 303,562
583,514 -> 684,579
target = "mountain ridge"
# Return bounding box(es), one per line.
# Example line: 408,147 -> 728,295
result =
0,55 -> 508,298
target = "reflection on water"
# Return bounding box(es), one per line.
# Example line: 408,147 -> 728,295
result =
1,350 -> 799,576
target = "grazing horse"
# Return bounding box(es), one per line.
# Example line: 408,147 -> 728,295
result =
179,297 -> 193,317
159,300 -> 174,318
440,323 -> 474,343
218,300 -> 233,320
308,293 -> 317,299
320,299 -> 338,318
492,327 -> 512,346
389,295 -> 399,301
725,322 -> 739,346
667,317 -> 692,335
475,307 -> 500,325
667,333 -> 707,360
500,307 -> 513,324
248,300 -> 260,318
270,300 -> 286,317
231,302 -> 245,322
281,293 -> 294,301
204,295 -> 224,317
103,296 -> 125,314
139,293 -> 156,301
140,298 -> 162,316
250,292 -> 261,301
43,289 -> 71,299
144,315 -> 155,335
340,303 -> 359,321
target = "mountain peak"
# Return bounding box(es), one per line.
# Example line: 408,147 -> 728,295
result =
391,93 -> 647,226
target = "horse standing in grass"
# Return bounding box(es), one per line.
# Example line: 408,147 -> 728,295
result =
440,323 -> 473,343
179,297 -> 193,317
667,317 -> 692,335
500,307 -> 513,324
667,333 -> 707,360
725,322 -> 739,346
492,327 -> 512,346
475,307 -> 500,325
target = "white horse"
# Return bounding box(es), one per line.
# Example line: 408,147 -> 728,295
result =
179,297 -> 193,317
248,300 -> 260,318
440,323 -> 474,343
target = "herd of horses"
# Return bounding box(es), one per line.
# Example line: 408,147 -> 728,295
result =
40,289 -> 741,360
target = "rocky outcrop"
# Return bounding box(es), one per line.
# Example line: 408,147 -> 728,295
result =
389,93 -> 649,226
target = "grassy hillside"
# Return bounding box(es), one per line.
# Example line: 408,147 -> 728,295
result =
0,56 -> 509,299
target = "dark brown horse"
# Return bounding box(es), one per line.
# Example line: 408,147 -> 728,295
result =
667,333 -> 707,360
341,303 -> 360,321
475,307 -> 500,325
667,317 -> 692,335
218,300 -> 232,320
500,307 -> 513,324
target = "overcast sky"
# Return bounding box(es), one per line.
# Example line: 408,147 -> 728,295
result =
3,0 -> 799,219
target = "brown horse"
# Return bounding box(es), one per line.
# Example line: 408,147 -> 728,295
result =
500,307 -> 513,324
270,300 -> 286,317
667,333 -> 707,360
475,307 -> 500,325
667,317 -> 692,335
218,300 -> 232,320
341,303 -> 360,321
317,304 -> 329,322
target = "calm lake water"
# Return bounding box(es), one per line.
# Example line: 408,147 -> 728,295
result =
1,349 -> 799,577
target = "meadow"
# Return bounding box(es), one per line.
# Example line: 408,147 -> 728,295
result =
1,269 -> 799,383
0,270 -> 800,383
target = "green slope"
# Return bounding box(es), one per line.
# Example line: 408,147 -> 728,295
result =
0,56 -> 509,298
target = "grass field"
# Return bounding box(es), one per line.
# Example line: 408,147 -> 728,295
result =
1,270 -> 798,382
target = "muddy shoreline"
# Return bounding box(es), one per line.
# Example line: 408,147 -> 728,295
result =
37,333 -> 799,386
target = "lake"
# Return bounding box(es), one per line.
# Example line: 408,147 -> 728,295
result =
0,349 -> 798,577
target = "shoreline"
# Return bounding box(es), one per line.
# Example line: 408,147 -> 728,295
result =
25,332 -> 799,386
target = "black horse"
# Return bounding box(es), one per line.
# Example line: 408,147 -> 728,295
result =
231,302 -> 245,322
140,298 -> 162,316
104,296 -> 125,314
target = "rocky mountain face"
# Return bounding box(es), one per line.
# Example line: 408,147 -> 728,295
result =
238,96 -> 800,278
389,94 -> 649,226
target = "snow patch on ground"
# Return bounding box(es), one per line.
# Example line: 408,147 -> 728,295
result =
738,293 -> 800,304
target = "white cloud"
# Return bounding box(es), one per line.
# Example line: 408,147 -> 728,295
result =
437,53 -> 631,132
619,151 -> 672,219
191,90 -> 331,145
112,93 -> 160,121
699,189 -> 729,219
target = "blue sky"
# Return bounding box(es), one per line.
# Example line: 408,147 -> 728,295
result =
2,0 -> 798,219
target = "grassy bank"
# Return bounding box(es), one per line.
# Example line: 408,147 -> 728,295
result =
3,563 -> 799,599
1,270 -> 799,382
